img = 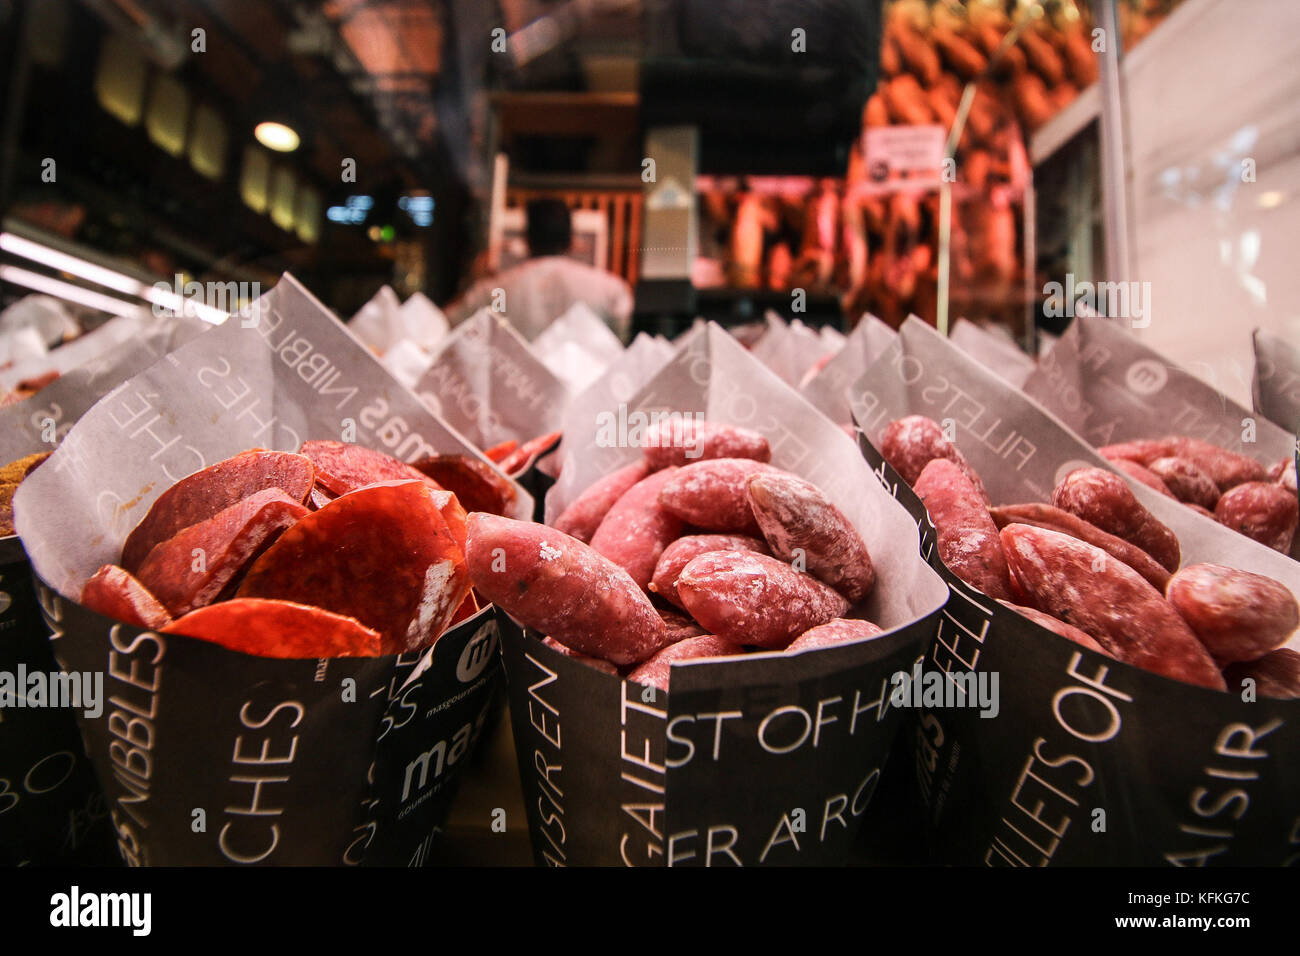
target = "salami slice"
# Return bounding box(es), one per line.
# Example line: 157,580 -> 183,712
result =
299,440 -> 442,497
121,451 -> 314,572
498,431 -> 561,475
163,598 -> 382,658
236,480 -> 469,654
81,565 -> 173,630
411,453 -> 518,516
497,447 -> 532,477
307,484 -> 336,511
430,488 -> 468,554
483,439 -> 518,464
135,488 -> 309,616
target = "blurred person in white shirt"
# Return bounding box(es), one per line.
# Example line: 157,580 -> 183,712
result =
447,199 -> 633,342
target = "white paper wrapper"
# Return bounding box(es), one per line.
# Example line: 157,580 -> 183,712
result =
1025,313 -> 1298,559
533,340 -> 607,394
850,317 -> 1300,865
412,309 -> 570,452
346,285 -> 402,354
533,302 -> 624,367
950,317 -> 1036,389
0,313 -> 207,462
750,313 -> 831,387
820,324 -> 847,352
545,332 -> 678,500
1026,314 -> 1294,461
396,292 -> 450,352
620,331 -> 676,380
746,313 -> 788,371
0,310 -> 177,391
379,339 -> 434,389
0,326 -> 48,369
521,332 -> 674,489
568,331 -> 675,419
349,286 -> 446,352
800,313 -> 897,426
0,295 -> 79,348
672,318 -> 708,346
1253,328 -> 1300,434
365,294 -> 449,387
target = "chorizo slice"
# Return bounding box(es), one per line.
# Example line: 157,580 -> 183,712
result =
236,480 -> 468,654
163,598 -> 382,658
121,451 -> 314,572
136,488 -> 309,616
299,440 -> 442,497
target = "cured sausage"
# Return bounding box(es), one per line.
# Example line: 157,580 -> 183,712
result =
657,458 -> 777,534
914,459 -> 1012,600
651,533 -> 769,608
465,513 -> 671,666
553,460 -> 651,543
786,618 -> 884,652
588,467 -> 685,590
626,635 -> 745,693
676,550 -> 850,648
746,471 -> 876,602
642,420 -> 771,470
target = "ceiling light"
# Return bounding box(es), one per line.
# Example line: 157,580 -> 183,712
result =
0,265 -> 140,317
0,232 -> 226,323
1257,190 -> 1285,209
255,121 -> 300,152
1,232 -> 147,297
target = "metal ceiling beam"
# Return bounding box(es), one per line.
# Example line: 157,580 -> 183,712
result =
280,0 -> 444,164
191,0 -> 434,178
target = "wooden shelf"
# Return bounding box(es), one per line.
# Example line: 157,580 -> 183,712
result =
491,91 -> 639,137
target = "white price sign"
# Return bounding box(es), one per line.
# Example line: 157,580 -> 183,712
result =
862,125 -> 946,194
